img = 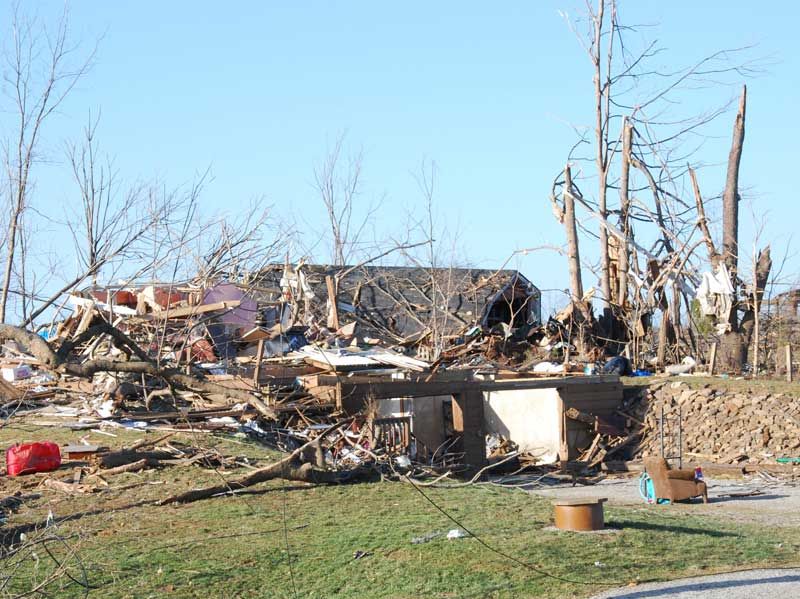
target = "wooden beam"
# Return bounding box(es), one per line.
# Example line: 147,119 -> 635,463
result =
326,275 -> 339,330
339,375 -> 620,405
241,324 -> 283,343
253,339 -> 265,389
708,342 -> 718,376
452,389 -> 486,473
787,344 -> 793,383
151,300 -> 241,320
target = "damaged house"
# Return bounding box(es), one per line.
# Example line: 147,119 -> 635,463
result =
63,264 -> 622,469
252,264 -> 542,358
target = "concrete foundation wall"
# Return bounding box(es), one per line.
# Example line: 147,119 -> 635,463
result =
373,377 -> 622,465
378,389 -> 563,463
483,388 -> 562,463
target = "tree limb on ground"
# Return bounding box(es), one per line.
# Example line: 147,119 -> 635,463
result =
158,426 -> 356,504
160,448 -> 329,505
0,323 -> 277,419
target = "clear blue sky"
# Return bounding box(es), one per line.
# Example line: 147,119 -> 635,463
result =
18,1 -> 800,314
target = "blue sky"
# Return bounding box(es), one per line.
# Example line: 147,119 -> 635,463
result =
15,1 -> 800,314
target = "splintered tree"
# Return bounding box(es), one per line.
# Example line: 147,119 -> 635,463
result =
716,87 -> 772,372
552,0 -> 764,366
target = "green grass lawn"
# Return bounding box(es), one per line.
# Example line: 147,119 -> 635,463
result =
3,423 -> 800,598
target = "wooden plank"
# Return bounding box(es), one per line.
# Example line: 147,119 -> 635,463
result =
364,350 -> 429,371
0,378 -> 22,400
258,365 -> 320,381
253,339 -> 265,388
73,304 -> 96,337
151,300 -> 241,320
452,389 -> 486,472
115,407 -> 252,421
299,346 -> 381,371
337,375 -> 620,403
241,324 -> 282,343
326,275 -> 339,330
787,344 -> 793,383
708,342 -> 718,376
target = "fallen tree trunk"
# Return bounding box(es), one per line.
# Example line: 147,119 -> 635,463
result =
91,458 -> 155,477
0,323 -> 277,419
159,430 -> 348,504
62,359 -> 275,417
96,450 -> 177,469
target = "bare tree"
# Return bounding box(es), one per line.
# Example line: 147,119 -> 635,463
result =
0,5 -> 95,322
314,133 -> 381,267
555,0 -> 762,364
562,164 -> 584,303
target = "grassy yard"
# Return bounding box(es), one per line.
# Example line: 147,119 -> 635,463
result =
2,422 -> 800,598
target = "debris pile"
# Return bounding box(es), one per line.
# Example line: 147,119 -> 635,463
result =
0,263 -> 656,496
626,381 -> 800,465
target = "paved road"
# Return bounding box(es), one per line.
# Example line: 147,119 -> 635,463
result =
591,568 -> 800,598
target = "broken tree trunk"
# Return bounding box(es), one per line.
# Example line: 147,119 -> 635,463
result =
592,0 -> 612,317
97,450 -> 176,469
739,246 -> 772,354
719,86 -> 749,372
159,435 -> 342,504
722,85 -> 747,313
657,299 -> 671,369
563,164 -> 584,302
689,167 -> 717,259
617,119 -> 632,307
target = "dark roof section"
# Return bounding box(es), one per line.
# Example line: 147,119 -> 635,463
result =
254,264 -> 540,340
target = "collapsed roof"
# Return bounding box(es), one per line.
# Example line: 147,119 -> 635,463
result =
253,264 -> 541,342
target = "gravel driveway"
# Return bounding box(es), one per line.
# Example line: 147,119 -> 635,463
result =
524,473 -> 800,527
590,568 -> 800,598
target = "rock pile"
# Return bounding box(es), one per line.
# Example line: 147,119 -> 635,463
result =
627,380 -> 800,464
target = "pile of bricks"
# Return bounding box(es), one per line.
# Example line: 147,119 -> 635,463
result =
628,381 -> 800,465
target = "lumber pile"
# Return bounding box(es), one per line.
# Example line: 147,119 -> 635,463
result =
626,381 -> 800,465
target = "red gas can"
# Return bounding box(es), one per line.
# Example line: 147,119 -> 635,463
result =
5,442 -> 61,476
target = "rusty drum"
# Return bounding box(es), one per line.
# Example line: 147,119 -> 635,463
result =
553,498 -> 607,531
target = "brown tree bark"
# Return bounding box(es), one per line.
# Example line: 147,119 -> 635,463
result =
563,164 -> 584,302
719,85 -> 748,372
158,435 -> 342,504
689,167 -> 717,259
593,0 -> 612,314
617,118 -> 632,307
722,85 -> 747,329
739,247 -> 772,352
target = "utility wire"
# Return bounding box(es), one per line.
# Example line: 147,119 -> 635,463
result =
282,476 -> 299,599
404,475 -> 623,587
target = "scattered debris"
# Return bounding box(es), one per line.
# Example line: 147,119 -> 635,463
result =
411,531 -> 443,544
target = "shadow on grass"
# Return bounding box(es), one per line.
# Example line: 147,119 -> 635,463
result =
1,484 -> 314,548
0,499 -> 155,548
608,520 -> 739,537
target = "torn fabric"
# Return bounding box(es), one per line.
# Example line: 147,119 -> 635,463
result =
696,263 -> 734,334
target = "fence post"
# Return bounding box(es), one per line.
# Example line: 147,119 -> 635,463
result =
708,342 -> 717,376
